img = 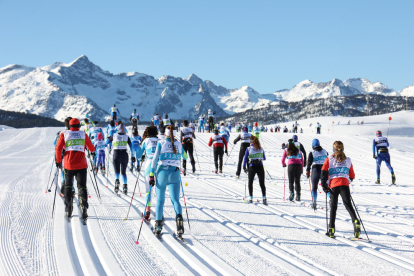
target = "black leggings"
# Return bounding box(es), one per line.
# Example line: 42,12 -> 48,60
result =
213,147 -> 224,170
329,185 -> 357,228
236,143 -> 250,176
311,165 -> 322,191
182,143 -> 195,169
248,165 -> 266,197
208,117 -> 214,132
113,150 -> 128,176
64,168 -> 88,211
288,164 -> 302,194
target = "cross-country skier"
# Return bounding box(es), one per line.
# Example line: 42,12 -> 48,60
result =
207,109 -> 216,132
80,118 -> 93,133
81,114 -> 95,127
54,117 -> 75,197
151,113 -> 162,129
110,104 -> 121,122
198,114 -> 205,133
243,136 -> 267,204
282,139 -> 304,201
306,139 -> 328,210
163,114 -> 173,126
316,122 -> 322,134
129,128 -> 142,172
373,130 -> 396,184
130,109 -> 139,129
106,122 -> 132,195
94,133 -> 107,175
292,135 -> 307,166
55,118 -> 96,220
293,121 -> 300,133
106,120 -> 117,153
175,121 -> 180,131
219,123 -> 230,143
158,120 -> 165,138
321,141 -> 360,238
205,123 -> 209,133
135,126 -> 159,220
234,126 -> 252,178
248,123 -> 253,133
149,125 -> 188,237
253,122 -> 260,139
88,121 -> 104,144
227,121 -> 232,132
180,120 -> 196,175
208,128 -> 228,174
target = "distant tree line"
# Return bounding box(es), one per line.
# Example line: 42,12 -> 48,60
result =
0,109 -> 64,128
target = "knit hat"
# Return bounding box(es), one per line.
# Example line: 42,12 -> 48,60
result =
69,118 -> 81,129
97,133 -> 103,140
312,139 -> 320,147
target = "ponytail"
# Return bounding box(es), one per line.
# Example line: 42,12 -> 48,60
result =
333,141 -> 346,162
251,136 -> 261,151
287,139 -> 298,156
167,125 -> 177,154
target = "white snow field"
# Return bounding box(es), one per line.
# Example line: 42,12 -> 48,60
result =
0,111 -> 413,275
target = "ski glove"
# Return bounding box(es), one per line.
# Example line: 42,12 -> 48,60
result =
306,171 -> 310,179
243,167 -> 248,174
321,183 -> 330,193
91,152 -> 96,158
373,154 -> 377,159
149,173 -> 155,187
56,161 -> 62,169
131,157 -> 136,163
225,149 -> 228,155
141,155 -> 146,162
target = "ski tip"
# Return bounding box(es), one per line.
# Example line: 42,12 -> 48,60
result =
88,195 -> 91,198
135,241 -> 139,245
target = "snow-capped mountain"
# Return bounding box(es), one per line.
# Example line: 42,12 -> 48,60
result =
0,55 -> 412,122
400,85 -> 414,97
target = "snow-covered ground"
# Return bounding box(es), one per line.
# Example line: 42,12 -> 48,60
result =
0,112 -> 413,275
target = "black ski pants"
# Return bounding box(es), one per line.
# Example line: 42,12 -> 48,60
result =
213,147 -> 224,171
311,165 -> 322,192
182,143 -> 195,170
64,168 -> 88,211
236,143 -> 250,176
288,164 -> 302,194
208,117 -> 214,132
248,165 -> 266,197
329,185 -> 357,228
113,150 -> 128,176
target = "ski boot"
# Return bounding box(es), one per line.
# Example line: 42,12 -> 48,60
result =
65,204 -> 73,220
295,193 -> 301,201
219,170 -> 223,174
328,227 -> 335,238
192,167 -> 196,173
215,170 -> 218,174
102,167 -> 106,176
375,178 -> 380,184
183,169 -> 187,176
263,197 -> 268,205
114,179 -> 120,194
154,220 -> 163,237
236,174 -> 240,179
144,206 -> 151,221
95,167 -> 99,174
129,165 -> 133,172
79,199 -> 88,223
249,196 -> 253,203
137,165 -> 140,172
311,201 -> 317,211
289,192 -> 294,202
123,184 -> 128,195
392,173 -> 396,185
176,214 -> 185,237
353,219 -> 361,238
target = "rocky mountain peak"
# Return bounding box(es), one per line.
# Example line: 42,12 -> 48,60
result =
187,73 -> 203,86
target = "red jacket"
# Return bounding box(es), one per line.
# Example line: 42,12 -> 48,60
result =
321,157 -> 355,189
55,128 -> 95,170
208,135 -> 228,149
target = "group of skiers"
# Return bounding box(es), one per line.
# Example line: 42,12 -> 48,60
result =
50,104 -> 396,240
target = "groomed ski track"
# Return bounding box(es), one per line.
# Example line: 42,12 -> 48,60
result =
0,118 -> 414,275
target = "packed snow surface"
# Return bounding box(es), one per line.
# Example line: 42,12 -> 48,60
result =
0,112 -> 414,275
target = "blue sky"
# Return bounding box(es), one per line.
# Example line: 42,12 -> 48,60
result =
0,0 -> 413,93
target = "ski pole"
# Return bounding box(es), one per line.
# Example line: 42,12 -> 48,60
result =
51,169 -> 59,218
125,165 -> 143,220
224,143 -> 235,165
209,147 -> 212,173
135,185 -> 152,245
179,176 -> 191,234
350,195 -> 371,242
89,156 -> 101,200
45,156 -> 55,193
106,149 -> 109,188
193,142 -> 202,172
325,193 -> 328,235
48,167 -> 59,192
87,159 -> 101,201
308,178 -> 314,202
283,167 -> 286,201
244,173 -> 247,202
263,166 -> 273,181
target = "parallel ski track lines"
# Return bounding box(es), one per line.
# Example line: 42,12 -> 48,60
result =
190,155 -> 414,274
97,168 -> 237,276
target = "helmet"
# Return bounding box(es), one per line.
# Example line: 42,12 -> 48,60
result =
254,122 -> 258,127
97,133 -> 103,140
312,139 -> 320,147
214,128 -> 219,135
292,135 -> 298,142
242,126 -> 248,132
69,118 -> 81,129
376,130 -> 382,137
